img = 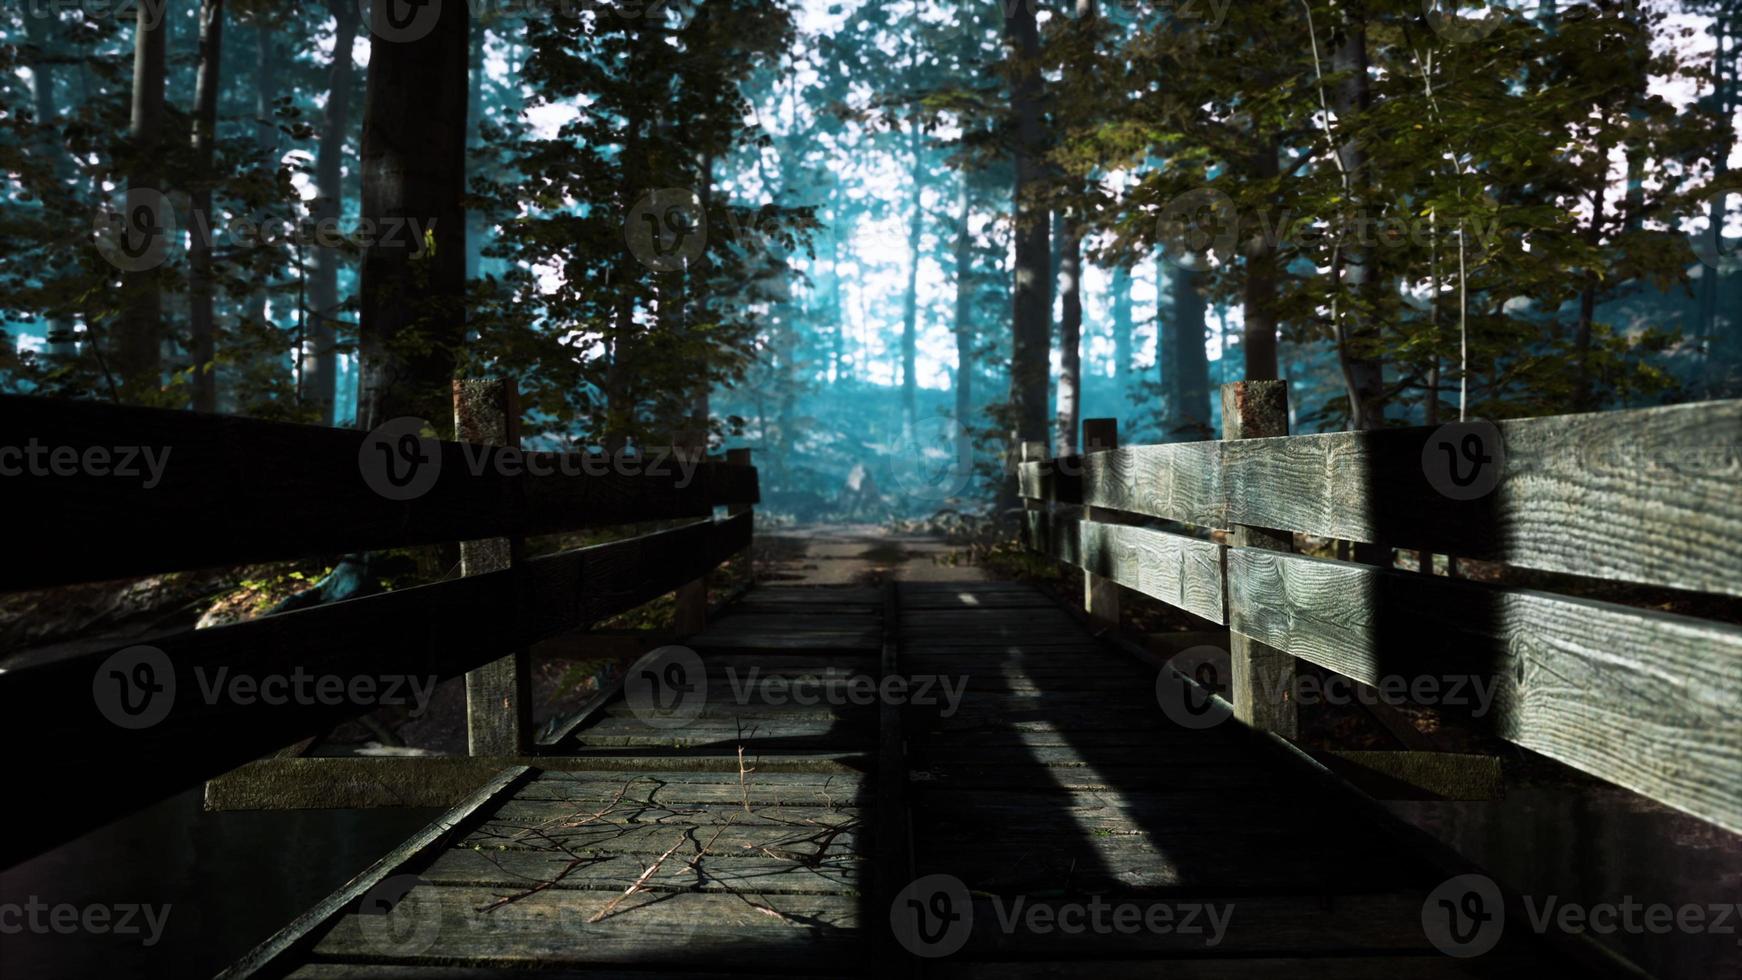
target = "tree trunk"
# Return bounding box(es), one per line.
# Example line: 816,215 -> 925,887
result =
356,2 -> 470,432
1332,3 -> 1383,430
1003,0 -> 1050,489
465,16 -> 486,283
1160,256 -> 1211,441
303,0 -> 357,425
1056,221 -> 1082,454
1111,264 -> 1132,413
188,0 -> 223,413
953,175 -> 975,467
116,1 -> 167,398
25,10 -> 78,366
1242,141 -> 1280,382
901,128 -> 924,433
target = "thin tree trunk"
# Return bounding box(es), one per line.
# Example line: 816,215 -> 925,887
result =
1111,263 -> 1132,413
117,1 -> 167,398
954,175 -> 975,466
303,0 -> 357,425
188,0 -> 223,413
1333,3 -> 1383,430
356,2 -> 470,432
25,10 -> 77,365
901,128 -> 924,433
1056,222 -> 1082,454
1242,141 -> 1280,382
1161,257 -> 1211,441
1003,0 -> 1050,499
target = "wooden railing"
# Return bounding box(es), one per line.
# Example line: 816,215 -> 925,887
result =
1020,381 -> 1742,835
0,382 -> 757,867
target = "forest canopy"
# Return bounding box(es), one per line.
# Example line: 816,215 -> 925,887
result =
2,0 -> 1737,519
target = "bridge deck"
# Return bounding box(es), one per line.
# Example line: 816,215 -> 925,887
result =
236,582 -> 1580,978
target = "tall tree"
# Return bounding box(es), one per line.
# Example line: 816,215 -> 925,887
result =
302,0 -> 358,425
187,0 -> 223,413
356,2 -> 471,431
116,0 -> 168,398
1003,0 -> 1050,471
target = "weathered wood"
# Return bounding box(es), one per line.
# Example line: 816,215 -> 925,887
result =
0,393 -> 759,591
455,380 -> 532,757
216,765 -> 533,980
6,515 -> 751,866
1080,418 -> 1122,631
1228,545 -> 1742,832
1221,381 -> 1298,739
1022,398 -> 1742,597
1032,516 -> 1226,625
1304,749 -> 1505,801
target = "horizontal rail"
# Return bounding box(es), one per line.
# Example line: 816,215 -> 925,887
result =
0,394 -> 759,592
1227,547 -> 1742,834
0,513 -> 751,868
1026,512 -> 1226,625
1021,399 -> 1742,597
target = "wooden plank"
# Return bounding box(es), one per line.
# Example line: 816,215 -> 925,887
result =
217,766 -> 533,979
1035,515 -> 1226,625
0,393 -> 758,591
415,848 -> 863,895
1080,418 -> 1122,631
1026,398 -> 1742,596
1221,380 -> 1298,738
3,516 -> 750,867
1228,545 -> 1742,832
307,887 -> 861,968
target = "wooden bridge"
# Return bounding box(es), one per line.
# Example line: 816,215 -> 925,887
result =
2,380 -> 1737,977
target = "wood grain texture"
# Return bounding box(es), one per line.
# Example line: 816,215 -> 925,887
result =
1021,398 -> 1742,595
0,394 -> 759,591
1228,546 -> 1742,832
1030,514 -> 1225,624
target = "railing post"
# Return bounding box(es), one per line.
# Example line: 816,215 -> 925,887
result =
726,447 -> 754,584
672,440 -> 709,635
1219,381 -> 1298,739
1081,418 -> 1120,632
1019,439 -> 1047,550
454,379 -> 532,757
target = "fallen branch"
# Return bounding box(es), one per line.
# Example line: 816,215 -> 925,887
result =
587,833 -> 689,924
